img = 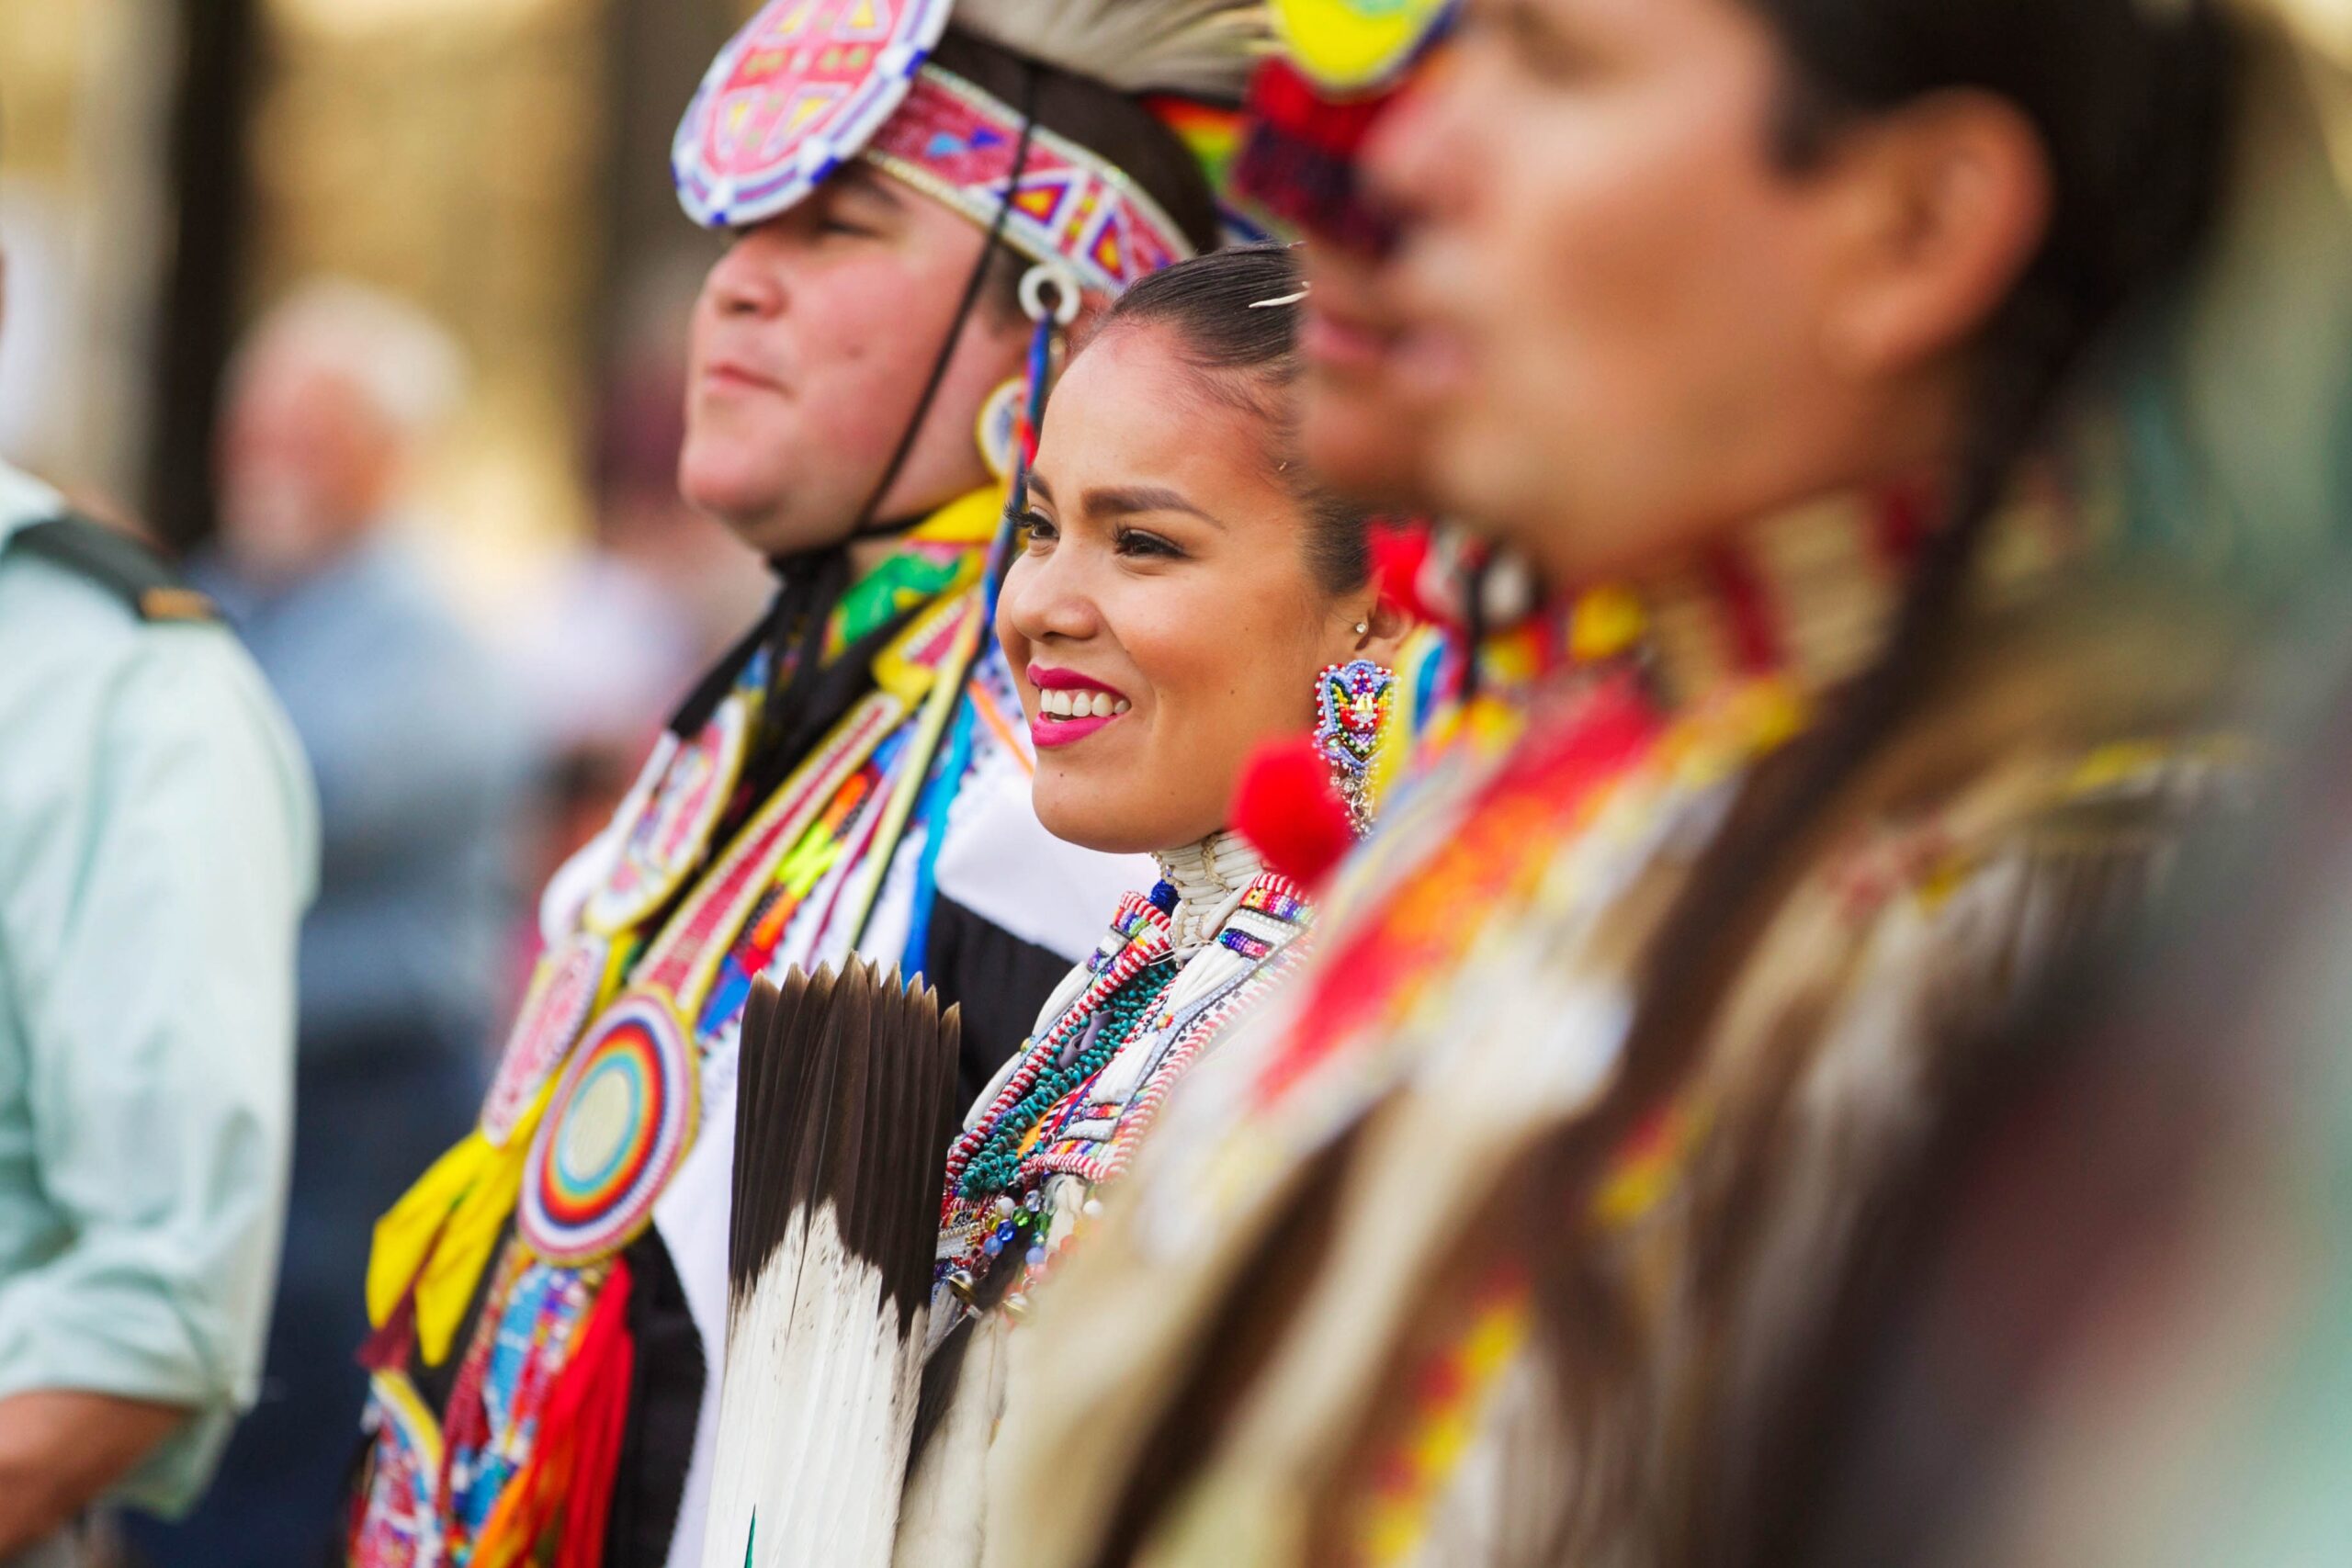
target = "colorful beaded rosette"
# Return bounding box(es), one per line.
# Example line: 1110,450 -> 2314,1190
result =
672,0 -> 950,230
1271,0 -> 1453,96
518,991 -> 698,1267
480,931 -> 611,1148
672,0 -> 1193,299
1316,658 -> 1396,836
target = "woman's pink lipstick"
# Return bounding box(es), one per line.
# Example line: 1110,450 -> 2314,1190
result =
1027,664 -> 1131,750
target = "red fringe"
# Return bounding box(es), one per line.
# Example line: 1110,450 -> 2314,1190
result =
356,1291 -> 419,1374
471,1258 -> 636,1568
556,1258 -> 636,1568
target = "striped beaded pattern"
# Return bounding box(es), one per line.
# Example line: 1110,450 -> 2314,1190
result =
933,873 -> 1312,1302
939,908 -> 1173,1198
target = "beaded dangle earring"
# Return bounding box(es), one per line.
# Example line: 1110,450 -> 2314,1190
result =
1314,653 -> 1397,837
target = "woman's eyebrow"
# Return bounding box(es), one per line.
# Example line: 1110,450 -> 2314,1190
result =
1083,485 -> 1228,530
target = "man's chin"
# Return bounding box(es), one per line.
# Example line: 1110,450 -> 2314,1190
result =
678,458 -> 794,547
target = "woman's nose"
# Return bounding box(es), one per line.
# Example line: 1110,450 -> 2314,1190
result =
1001,550 -> 1101,644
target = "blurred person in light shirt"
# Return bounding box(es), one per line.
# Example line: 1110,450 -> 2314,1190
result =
119,281 -> 533,1568
0,237 -> 314,1562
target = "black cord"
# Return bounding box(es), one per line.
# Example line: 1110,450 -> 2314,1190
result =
846,59 -> 1045,543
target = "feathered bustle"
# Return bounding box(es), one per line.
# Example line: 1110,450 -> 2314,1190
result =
703,960 -> 964,1568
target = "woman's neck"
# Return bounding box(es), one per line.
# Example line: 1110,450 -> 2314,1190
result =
1153,829 -> 1266,958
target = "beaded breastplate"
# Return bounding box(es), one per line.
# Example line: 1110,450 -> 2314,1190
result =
933,872 -> 1311,1325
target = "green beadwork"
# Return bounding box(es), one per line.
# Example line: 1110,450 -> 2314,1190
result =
956,963 -> 1175,1201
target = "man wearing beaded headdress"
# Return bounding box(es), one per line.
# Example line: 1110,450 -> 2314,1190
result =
345,6 -> 1267,1565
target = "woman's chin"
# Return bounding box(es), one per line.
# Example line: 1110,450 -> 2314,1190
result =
1033,787 -> 1198,860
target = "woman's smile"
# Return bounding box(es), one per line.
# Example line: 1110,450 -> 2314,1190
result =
1028,664 -> 1134,749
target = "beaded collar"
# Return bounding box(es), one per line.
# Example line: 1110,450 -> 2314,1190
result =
1154,829 -> 1267,959
1547,473 -> 2086,716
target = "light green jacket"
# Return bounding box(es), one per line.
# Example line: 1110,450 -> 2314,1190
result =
0,462 -> 316,1516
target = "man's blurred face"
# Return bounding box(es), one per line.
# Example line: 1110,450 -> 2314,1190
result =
216,350 -> 401,585
1365,0 -> 1881,584
1296,237 -> 1442,510
679,166 -> 1030,558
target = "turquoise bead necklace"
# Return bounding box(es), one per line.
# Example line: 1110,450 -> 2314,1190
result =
955,959 -> 1177,1202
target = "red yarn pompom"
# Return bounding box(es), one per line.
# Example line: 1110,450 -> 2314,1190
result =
1232,736 -> 1357,892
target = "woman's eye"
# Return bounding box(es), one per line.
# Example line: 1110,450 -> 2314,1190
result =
820,218 -> 876,239
1014,511 -> 1057,548
1114,527 -> 1185,560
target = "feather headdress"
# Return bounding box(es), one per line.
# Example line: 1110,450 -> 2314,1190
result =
950,0 -> 1273,98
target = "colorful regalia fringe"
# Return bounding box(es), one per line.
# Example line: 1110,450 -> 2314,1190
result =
469,1258 -> 634,1568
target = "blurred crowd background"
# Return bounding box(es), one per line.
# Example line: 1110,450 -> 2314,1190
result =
5,5 -> 787,1559
4,0 -> 775,726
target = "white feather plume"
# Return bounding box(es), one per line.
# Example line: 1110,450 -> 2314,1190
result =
948,0 -> 1274,99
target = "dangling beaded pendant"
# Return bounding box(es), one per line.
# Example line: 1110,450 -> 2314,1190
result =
1315,658 -> 1397,837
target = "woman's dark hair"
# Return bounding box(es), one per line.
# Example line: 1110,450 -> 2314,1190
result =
933,31 -> 1226,323
1513,3 -> 2241,1562
1075,244 -> 1374,597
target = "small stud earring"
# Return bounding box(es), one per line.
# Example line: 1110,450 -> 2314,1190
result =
1352,619 -> 1369,637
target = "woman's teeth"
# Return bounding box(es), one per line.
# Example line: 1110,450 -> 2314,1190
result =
1038,689 -> 1131,720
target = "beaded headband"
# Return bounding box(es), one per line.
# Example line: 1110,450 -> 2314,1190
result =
673,0 -> 1193,301
865,67 -> 1193,299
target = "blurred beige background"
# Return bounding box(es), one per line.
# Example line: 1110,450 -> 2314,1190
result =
1,0 -> 770,603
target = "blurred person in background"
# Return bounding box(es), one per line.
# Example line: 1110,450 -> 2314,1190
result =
345,6 -> 1266,1566
982,0 -> 2351,1563
0,244 -> 314,1564
1228,4 -> 1571,767
121,281 -> 531,1568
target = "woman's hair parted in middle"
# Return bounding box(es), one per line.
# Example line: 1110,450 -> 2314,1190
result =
1080,245 -> 1374,597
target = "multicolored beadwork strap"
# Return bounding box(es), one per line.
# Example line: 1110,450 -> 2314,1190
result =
865,66 -> 1193,299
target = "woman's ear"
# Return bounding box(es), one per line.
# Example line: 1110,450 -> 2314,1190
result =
1355,593 -> 1412,669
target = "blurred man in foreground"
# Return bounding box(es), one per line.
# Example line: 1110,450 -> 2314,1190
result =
123,281 -> 530,1568
0,243 -> 314,1564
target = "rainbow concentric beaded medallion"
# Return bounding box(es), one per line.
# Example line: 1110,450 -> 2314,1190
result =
518,990 -> 698,1267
